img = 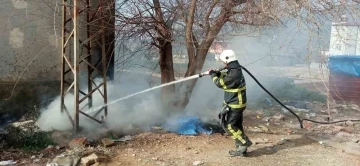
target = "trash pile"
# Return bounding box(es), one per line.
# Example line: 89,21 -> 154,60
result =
47,135 -> 132,166
162,117 -> 213,135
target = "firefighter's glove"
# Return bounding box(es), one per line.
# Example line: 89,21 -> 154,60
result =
209,69 -> 220,77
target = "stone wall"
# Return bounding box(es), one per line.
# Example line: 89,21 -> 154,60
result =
0,0 -> 62,82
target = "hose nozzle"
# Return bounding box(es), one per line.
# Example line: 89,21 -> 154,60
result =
199,71 -> 210,77
198,67 -> 227,77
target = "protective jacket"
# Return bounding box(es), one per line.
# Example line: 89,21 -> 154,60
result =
210,61 -> 247,109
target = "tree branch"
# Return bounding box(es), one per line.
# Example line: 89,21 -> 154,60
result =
192,32 -> 199,48
152,0 -> 172,43
204,0 -> 219,30
185,0 -> 197,61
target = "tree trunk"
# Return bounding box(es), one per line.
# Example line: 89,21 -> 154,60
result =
174,48 -> 210,108
152,0 -> 176,106
175,23 -> 224,109
174,1 -> 236,109
158,38 -> 175,104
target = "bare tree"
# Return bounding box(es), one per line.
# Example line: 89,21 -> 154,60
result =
173,0 -> 360,108
115,0 -> 178,102
173,0 -> 282,107
115,0 -> 360,109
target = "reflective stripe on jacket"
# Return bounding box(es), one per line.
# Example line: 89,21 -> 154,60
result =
210,61 -> 247,109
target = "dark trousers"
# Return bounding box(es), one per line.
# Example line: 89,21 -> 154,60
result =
222,107 -> 248,146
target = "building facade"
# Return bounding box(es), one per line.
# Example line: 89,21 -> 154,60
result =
329,21 -> 360,56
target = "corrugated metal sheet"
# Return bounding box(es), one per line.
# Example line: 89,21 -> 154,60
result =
329,73 -> 360,103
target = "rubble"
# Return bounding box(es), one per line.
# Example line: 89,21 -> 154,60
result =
150,126 -> 169,134
252,138 -> 271,144
262,117 -> 271,122
8,120 -> 39,132
328,108 -> 337,114
81,153 -> 109,166
117,135 -> 132,142
276,138 -> 287,145
333,126 -> 345,132
271,113 -> 285,122
350,104 -> 359,110
247,125 -> 271,133
257,114 -> 261,119
59,144 -> 113,159
44,145 -> 56,152
285,105 -> 310,113
193,160 -> 204,166
51,131 -> 73,148
101,138 -> 115,147
259,125 -> 270,132
69,137 -> 88,149
48,142 -> 113,166
0,160 -> 16,165
285,128 -> 297,134
247,127 -> 262,133
47,156 -> 80,166
303,121 -> 312,129
345,120 -> 354,126
334,126 -> 353,134
12,120 -> 34,128
285,101 -> 310,110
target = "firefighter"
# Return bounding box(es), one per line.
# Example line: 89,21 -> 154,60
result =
208,49 -> 253,157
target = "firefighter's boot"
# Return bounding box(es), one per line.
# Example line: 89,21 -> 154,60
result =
230,136 -> 252,157
229,145 -> 247,157
243,135 -> 253,147
235,135 -> 252,149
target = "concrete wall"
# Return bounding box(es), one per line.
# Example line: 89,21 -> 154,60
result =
0,0 -> 115,83
0,0 -> 62,82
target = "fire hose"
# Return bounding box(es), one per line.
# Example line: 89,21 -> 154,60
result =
199,66 -> 360,129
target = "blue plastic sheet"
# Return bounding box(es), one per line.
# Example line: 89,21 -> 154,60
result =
162,117 -> 213,135
328,56 -> 360,77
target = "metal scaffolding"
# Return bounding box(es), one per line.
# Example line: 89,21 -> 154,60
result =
60,0 -> 110,133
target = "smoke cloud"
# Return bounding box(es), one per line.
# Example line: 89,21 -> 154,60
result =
36,75 -> 167,134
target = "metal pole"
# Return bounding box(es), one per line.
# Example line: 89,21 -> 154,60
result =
61,0 -> 67,113
100,0 -> 108,117
73,0 -> 80,132
87,0 -> 93,109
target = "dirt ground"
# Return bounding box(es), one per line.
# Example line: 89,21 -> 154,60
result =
2,101 -> 360,166
108,134 -> 359,166
108,124 -> 360,166
104,105 -> 360,166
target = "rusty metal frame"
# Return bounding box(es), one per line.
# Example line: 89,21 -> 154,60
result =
61,0 -> 108,133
